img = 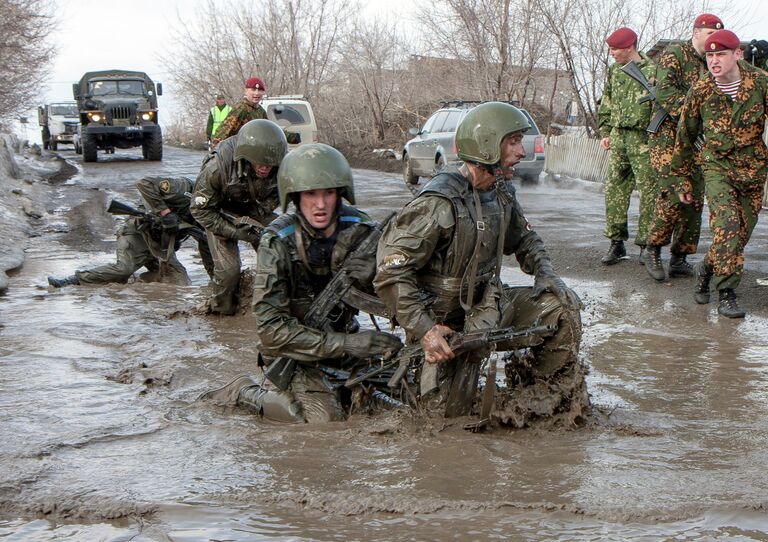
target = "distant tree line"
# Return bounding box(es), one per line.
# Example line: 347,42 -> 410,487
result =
0,0 -> 56,126
162,0 -> 703,152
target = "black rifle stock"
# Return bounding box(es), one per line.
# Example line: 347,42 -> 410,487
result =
344,323 -> 557,389
263,212 -> 396,391
107,199 -> 148,218
107,198 -> 205,253
620,60 -> 670,134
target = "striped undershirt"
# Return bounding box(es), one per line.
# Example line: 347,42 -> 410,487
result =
716,79 -> 741,99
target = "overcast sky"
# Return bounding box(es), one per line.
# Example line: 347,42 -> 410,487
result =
15,0 -> 768,141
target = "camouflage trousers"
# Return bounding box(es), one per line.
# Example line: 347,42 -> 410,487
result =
206,231 -> 258,315
604,128 -> 657,245
76,222 -> 189,285
701,176 -> 764,291
646,128 -> 704,254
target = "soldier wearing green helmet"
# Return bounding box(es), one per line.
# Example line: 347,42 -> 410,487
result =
191,119 -> 288,315
200,143 -> 402,422
375,102 -> 585,424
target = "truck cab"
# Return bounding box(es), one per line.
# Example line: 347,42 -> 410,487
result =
38,102 -> 79,151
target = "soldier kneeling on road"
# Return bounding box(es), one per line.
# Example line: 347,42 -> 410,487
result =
200,144 -> 402,423
47,176 -> 213,288
191,119 -> 287,315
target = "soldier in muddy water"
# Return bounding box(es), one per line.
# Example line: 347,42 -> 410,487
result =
374,102 -> 587,427
643,14 -> 724,282
191,119 -> 287,315
672,29 -> 768,318
598,27 -> 658,266
47,176 -> 213,288
200,143 -> 403,423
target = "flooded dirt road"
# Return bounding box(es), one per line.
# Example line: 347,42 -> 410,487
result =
2,145 -> 768,540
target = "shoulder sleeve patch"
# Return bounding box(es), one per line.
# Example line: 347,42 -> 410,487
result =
380,251 -> 409,270
159,179 -> 171,193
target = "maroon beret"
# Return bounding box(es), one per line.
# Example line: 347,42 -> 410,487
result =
606,27 -> 638,49
704,29 -> 740,52
694,13 -> 724,30
245,77 -> 266,91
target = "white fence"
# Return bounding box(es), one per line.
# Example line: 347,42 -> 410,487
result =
543,135 -> 608,183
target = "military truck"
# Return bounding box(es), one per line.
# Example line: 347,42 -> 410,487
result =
38,102 -> 79,151
72,69 -> 163,162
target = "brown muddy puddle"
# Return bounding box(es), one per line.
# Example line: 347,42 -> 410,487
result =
2,148 -> 768,540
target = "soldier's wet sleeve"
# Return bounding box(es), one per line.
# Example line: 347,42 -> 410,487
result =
656,48 -> 687,119
252,232 -> 346,361
136,177 -> 191,215
189,162 -> 238,238
212,104 -> 244,144
373,197 -> 451,340
598,66 -> 614,138
670,88 -> 702,185
502,191 -> 550,275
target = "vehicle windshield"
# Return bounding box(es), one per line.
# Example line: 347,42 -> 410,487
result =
266,103 -> 310,126
89,80 -> 145,96
50,104 -> 78,116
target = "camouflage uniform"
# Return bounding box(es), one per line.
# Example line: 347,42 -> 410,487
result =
249,206 -> 377,423
646,40 -> 707,254
374,170 -> 582,416
598,54 -> 657,246
74,177 -> 212,285
190,135 -> 280,315
672,61 -> 768,291
212,98 -> 299,145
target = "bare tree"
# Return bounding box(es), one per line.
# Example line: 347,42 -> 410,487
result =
0,0 -> 56,123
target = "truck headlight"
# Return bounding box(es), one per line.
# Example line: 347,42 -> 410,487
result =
140,111 -> 154,121
87,112 -> 105,123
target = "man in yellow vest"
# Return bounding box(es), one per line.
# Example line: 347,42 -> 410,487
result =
206,94 -> 231,144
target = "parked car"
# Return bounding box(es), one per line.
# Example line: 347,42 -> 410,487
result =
402,101 -> 545,188
260,95 -> 318,148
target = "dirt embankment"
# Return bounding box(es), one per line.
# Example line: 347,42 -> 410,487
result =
0,135 -> 78,293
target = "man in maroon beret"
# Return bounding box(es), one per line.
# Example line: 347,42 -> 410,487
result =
598,27 -> 658,267
671,29 -> 768,317
212,76 -> 300,146
644,13 -> 724,282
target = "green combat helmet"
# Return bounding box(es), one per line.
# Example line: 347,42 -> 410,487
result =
455,102 -> 531,165
278,143 -> 355,211
234,119 -> 288,166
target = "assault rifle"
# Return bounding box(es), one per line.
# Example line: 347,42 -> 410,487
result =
107,199 -> 206,244
263,212 -> 397,390
183,191 -> 265,238
344,323 -> 557,390
621,60 -> 669,134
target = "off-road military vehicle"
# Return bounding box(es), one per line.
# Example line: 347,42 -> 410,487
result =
73,70 -> 163,162
38,102 -> 79,151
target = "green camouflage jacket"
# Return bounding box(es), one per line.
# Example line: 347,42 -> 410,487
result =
374,172 -> 549,340
672,61 -> 768,189
252,207 -> 374,362
212,98 -> 300,145
598,53 -> 656,138
654,39 -> 708,131
136,176 -> 196,225
190,137 -> 279,238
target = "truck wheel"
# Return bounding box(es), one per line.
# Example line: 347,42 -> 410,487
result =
50,141 -> 58,151
82,133 -> 98,162
74,140 -> 82,154
144,130 -> 163,161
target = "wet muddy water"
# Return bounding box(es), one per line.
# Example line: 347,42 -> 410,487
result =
2,146 -> 768,540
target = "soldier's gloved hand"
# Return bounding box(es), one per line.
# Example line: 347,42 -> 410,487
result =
533,270 -> 583,310
161,212 -> 179,234
345,255 -> 377,286
343,330 -> 403,359
232,227 -> 261,245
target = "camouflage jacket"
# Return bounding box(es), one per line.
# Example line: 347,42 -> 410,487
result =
654,39 -> 708,122
672,61 -> 768,189
374,171 -> 550,340
211,98 -> 267,144
136,176 -> 197,226
252,206 -> 374,362
190,136 -> 279,238
598,53 -> 656,138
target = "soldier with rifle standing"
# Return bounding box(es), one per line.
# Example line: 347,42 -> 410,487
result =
374,102 -> 584,424
644,14 -> 724,282
47,176 -> 212,288
598,27 -> 658,266
191,119 -> 287,315
200,143 -> 402,423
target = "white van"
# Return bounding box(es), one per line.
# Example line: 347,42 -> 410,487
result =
260,95 -> 318,148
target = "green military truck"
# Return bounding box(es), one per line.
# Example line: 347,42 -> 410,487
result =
72,69 -> 163,162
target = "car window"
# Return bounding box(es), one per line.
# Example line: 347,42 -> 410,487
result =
421,113 -> 440,134
520,109 -> 540,135
440,111 -> 462,133
50,105 -> 78,116
429,111 -> 450,133
266,103 -> 310,126
89,80 -> 144,96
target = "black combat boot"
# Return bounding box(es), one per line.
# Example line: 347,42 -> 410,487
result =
644,245 -> 665,281
693,261 -> 712,304
601,240 -> 627,265
669,253 -> 694,277
47,275 -> 80,288
718,289 -> 746,318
